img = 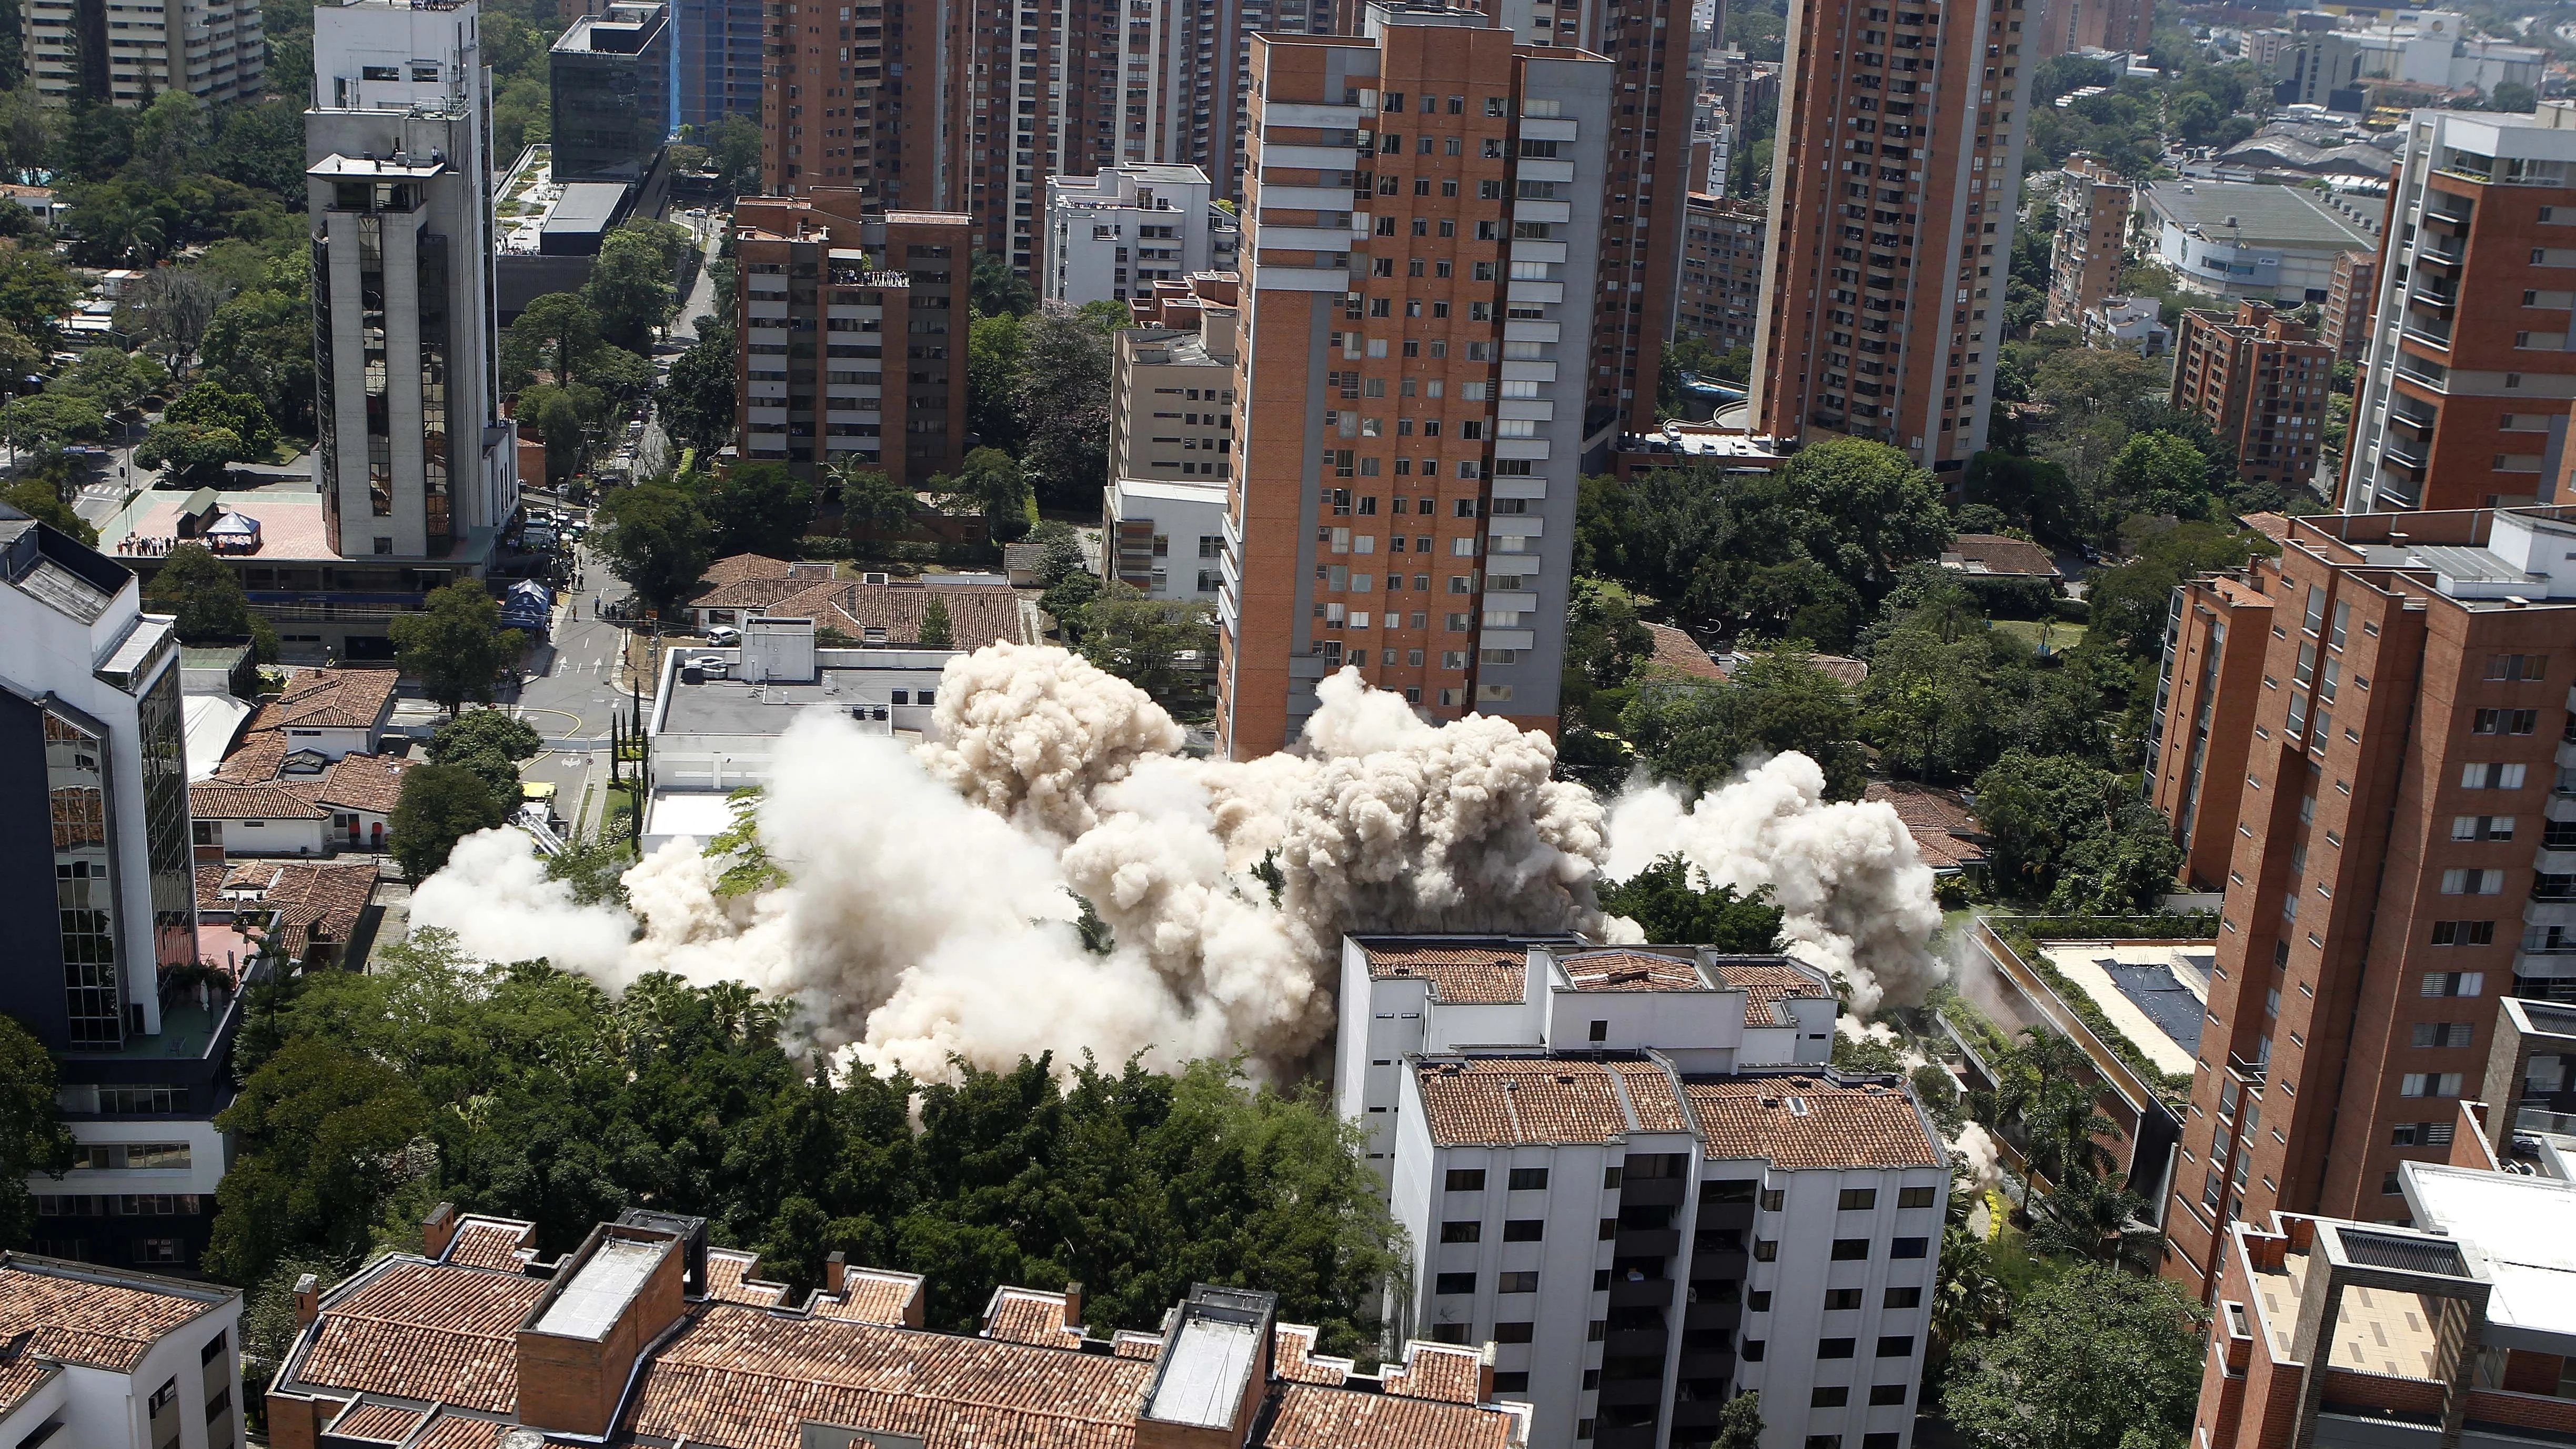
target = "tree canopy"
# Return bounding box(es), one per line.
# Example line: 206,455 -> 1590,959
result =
1944,1264 -> 2206,1449
596,479 -> 716,615
389,581 -> 528,715
143,542 -> 279,659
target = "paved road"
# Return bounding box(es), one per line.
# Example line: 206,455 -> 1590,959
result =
633,216 -> 727,479
511,540 -> 643,839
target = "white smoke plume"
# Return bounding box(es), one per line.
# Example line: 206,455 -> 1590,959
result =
1950,1120 -> 2006,1195
410,646 -> 1943,1078
1602,752 -> 1947,1018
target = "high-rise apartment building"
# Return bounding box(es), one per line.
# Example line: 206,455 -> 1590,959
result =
1111,310 -> 1239,482
24,0 -> 263,107
2343,105 -> 2576,515
1676,192 -> 1766,355
551,1 -> 673,184
0,508 -> 242,1272
675,0 -> 762,131
305,0 -> 520,566
2143,505 -> 2576,1296
758,0 -> 1327,274
730,191 -> 971,489
1043,164 -> 1241,305
2320,247 -> 2377,364
1337,936 -> 1944,1449
1750,0 -> 2032,477
2027,0 -> 2148,59
2170,301 -> 2334,490
1217,7 -> 1609,757
2044,154 -> 2128,329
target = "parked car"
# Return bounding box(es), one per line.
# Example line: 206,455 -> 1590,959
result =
706,625 -> 741,646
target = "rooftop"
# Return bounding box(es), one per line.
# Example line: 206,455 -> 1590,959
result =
1359,937 -> 1554,1005
1557,948 -> 1707,992
105,482 -> 339,564
2035,941 -> 2214,1078
1641,622 -> 1728,682
252,667 -> 399,732
0,1254 -> 236,1379
1683,1074 -> 1945,1170
1861,782 -> 1987,873
657,650 -> 953,740
1414,1056 -> 1692,1146
2140,178 -> 2378,253
1943,533 -> 2062,579
2403,1164 -> 2576,1347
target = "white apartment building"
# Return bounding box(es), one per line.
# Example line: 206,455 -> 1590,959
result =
1110,319 -> 1239,483
306,0 -> 519,565
2275,12 -> 2544,110
1339,938 -> 1941,1449
23,0 -> 263,107
1104,478 -> 1230,601
1043,164 -> 1241,305
0,1255 -> 245,1449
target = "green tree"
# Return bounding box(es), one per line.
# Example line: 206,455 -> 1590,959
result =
203,285 -> 318,432
658,328 -> 738,451
3,477 -> 95,544
967,310 -> 1028,456
1078,581 -> 1214,713
1711,1390 -> 1764,1449
135,419 -> 249,484
204,1038 -> 435,1286
701,461 -> 816,558
1622,647 -> 1869,798
834,458 -> 917,539
143,541 -> 278,658
1972,749 -> 2118,898
596,479 -> 715,614
0,238 -> 76,340
2085,520 -> 2275,659
711,113 -> 763,193
428,709 -> 545,812
919,595 -> 953,648
930,446 -> 1031,542
970,250 -> 1035,317
2,390 -> 109,455
388,762 -> 514,878
1601,856 -> 1784,950
584,223 -> 683,353
1943,1265 -> 2205,1449
389,580 -> 528,715
533,388 -> 585,484
2098,430 -> 2212,525
1017,304 -> 1114,509
164,379 -> 277,455
2492,81 -> 2538,113
2049,801 -> 2185,914
505,291 -> 602,388
0,1011 -> 76,1249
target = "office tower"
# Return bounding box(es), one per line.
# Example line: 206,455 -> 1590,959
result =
1676,191 -> 1767,354
306,0 -> 519,565
2043,155 -> 2128,329
551,2 -> 673,184
2027,0 -> 2148,59
2343,106 -> 2576,515
2169,301 -> 2334,491
2142,506 -> 2576,1296
1216,6 -> 1609,757
2321,248 -> 2376,364
0,509 -> 241,1271
23,0 -> 263,107
1339,937 -> 1942,1449
1043,164 -> 1241,305
1750,0 -> 2032,478
730,191 -> 971,489
675,0 -> 762,130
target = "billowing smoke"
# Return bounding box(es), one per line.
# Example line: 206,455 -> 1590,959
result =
1603,753 -> 1946,1018
1951,1120 -> 2006,1196
411,646 -> 1944,1077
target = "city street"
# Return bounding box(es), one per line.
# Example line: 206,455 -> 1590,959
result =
511,540 -> 645,840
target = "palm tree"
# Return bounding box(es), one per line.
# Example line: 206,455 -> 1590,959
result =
2032,1077 -> 2121,1185
2029,1170 -> 2161,1270
1929,1225 -> 2011,1376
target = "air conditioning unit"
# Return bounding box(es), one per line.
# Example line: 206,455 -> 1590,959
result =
862,571 -> 890,585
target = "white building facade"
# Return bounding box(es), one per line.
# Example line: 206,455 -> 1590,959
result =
0,1256 -> 245,1449
306,0 -> 519,565
24,0 -> 263,107
1042,164 -> 1240,305
1104,477 -> 1231,600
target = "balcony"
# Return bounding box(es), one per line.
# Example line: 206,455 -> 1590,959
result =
1598,1379 -> 1666,1407
1606,1327 -> 1669,1358
1609,1276 -> 1675,1309
1617,1228 -> 1681,1256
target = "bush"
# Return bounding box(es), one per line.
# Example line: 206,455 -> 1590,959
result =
2051,596 -> 2092,623
798,534 -> 854,560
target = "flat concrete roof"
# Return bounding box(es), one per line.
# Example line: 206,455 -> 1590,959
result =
656,650 -> 952,739
545,182 -> 630,235
2404,1164 -> 2576,1351
2037,941 -> 2213,1079
2142,179 -> 2376,253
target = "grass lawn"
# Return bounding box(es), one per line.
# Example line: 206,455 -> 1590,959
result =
1993,618 -> 2087,655
602,783 -> 639,836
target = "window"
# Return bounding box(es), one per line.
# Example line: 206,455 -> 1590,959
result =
1495,1322 -> 1535,1343
1753,1239 -> 1778,1261
1864,1435 -> 1903,1449
2430,920 -> 2494,945
2412,1022 -> 2474,1048
2440,868 -> 2504,895
2473,708 -> 2540,734
360,64 -> 401,79
2422,971 -> 2486,998
200,1330 -> 227,1365
1588,1019 -> 1608,1042
1877,1335 -> 1916,1357
1891,1236 -> 1929,1259
1759,1188 -> 1784,1211
2452,816 -> 2515,841
1896,1185 -> 1937,1209
1819,1338 -> 1857,1359
2460,762 -> 2527,790
1813,1387 -> 1852,1407
1508,1168 -> 1549,1191
1503,1219 -> 1544,1241
206,1384 -> 232,1421
2489,653 -> 2552,681
1838,1188 -> 1878,1210
1435,1272 -> 1478,1294
1869,1384 -> 1911,1406
1440,1220 -> 1482,1242
1430,1322 -> 1471,1343
1830,1238 -> 1870,1260
2400,1072 -> 2464,1098
1446,1169 -> 1487,1191
1499,1271 -> 1539,1292
1493,1371 -> 1530,1392
1824,1288 -> 1864,1310
1885,1285 -> 1922,1308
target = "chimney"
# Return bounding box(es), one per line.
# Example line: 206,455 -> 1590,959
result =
293,1273 -> 320,1326
1478,1341 -> 1496,1402
421,1202 -> 459,1260
826,1252 -> 848,1295
1063,1281 -> 1085,1331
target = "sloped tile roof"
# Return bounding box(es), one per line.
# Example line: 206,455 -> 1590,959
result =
291,1260 -> 548,1413
698,552 -> 803,587
1382,1341 -> 1486,1404
1111,1330 -> 1163,1360
317,753 -> 412,815
1643,622 -> 1727,682
1684,1076 -> 1943,1170
705,1249 -> 787,1307
1361,942 -> 1527,1005
818,1269 -> 924,1326
760,580 -> 1025,649
1260,1382 -> 1515,1449
188,779 -> 327,821
1416,1059 -> 1633,1146
1863,781 -> 1987,871
407,1416 -> 517,1449
1559,949 -> 1706,992
0,1257 -> 230,1374
1271,1323 -> 1350,1386
0,1356 -> 57,1417
253,667 -> 398,732
327,1400 -> 428,1441
982,1287 -> 1078,1346
437,1218 -> 537,1272
1943,533 -> 2061,579
1712,961 -> 1834,1027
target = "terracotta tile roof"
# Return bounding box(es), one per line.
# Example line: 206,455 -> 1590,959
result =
766,580 -> 1026,649
697,552 -> 803,587
193,862 -> 230,909
1643,622 -> 1727,682
1361,942 -> 1527,1005
620,1303 -> 1156,1449
317,753 -> 412,814
706,1249 -> 786,1307
439,1218 -> 537,1272
1110,1330 -> 1163,1360
1259,1382 -> 1516,1449
982,1287 -> 1078,1346
1414,1059 -> 1668,1147
1559,949 -> 1706,992
188,779 -> 327,821
407,1415 -> 516,1449
1805,653 -> 1870,688
1272,1323 -> 1350,1386
212,729 -> 287,783
1863,782 -> 1987,871
254,668 -> 399,732
1943,533 -> 2061,579
0,1259 -> 229,1373
327,1399 -> 429,1441
293,1260 -> 548,1412
244,862 -> 378,960
0,1357 -> 58,1417
2240,510 -> 2290,542
819,1269 -> 924,1326
695,576 -> 833,611
1683,1076 -> 1943,1170
1382,1341 -> 1486,1404
1610,1059 -> 1693,1134
1713,961 -> 1833,1027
